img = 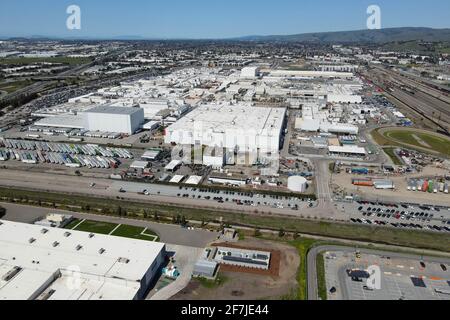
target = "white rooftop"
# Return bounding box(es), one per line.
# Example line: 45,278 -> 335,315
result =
0,220 -> 165,300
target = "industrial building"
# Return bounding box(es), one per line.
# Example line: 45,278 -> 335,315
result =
240,66 -> 259,79
164,104 -> 286,153
0,220 -> 166,300
213,246 -> 271,270
84,105 -> 145,135
329,145 -> 367,156
34,104 -> 145,135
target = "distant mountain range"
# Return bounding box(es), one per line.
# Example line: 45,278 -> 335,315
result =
234,27 -> 450,43
2,27 -> 450,43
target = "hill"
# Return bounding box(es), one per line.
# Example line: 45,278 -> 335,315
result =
237,27 -> 450,43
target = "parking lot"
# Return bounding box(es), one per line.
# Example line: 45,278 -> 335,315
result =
340,200 -> 450,234
110,181 -> 314,211
324,250 -> 450,300
0,138 -> 133,169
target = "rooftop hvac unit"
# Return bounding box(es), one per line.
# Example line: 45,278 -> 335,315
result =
99,248 -> 106,255
28,237 -> 36,244
64,232 -> 71,237
118,257 -> 130,264
89,233 -> 95,238
52,241 -> 60,247
2,266 -> 22,281
41,228 -> 49,234
76,245 -> 83,251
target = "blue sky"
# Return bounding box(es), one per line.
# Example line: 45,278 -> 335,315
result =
1,0 -> 449,39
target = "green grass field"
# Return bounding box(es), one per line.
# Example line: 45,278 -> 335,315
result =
383,147 -> 404,165
372,128 -> 450,157
112,224 -> 159,241
65,219 -> 159,242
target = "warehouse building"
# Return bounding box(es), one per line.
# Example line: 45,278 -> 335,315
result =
328,145 -> 367,156
0,220 -> 166,300
164,104 -> 286,153
84,105 -> 145,135
34,105 -> 145,135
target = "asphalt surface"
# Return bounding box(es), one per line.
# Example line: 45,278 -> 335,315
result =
0,202 -> 218,248
0,168 -> 337,219
307,245 -> 450,300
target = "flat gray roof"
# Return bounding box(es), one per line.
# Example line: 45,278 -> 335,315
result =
86,105 -> 141,115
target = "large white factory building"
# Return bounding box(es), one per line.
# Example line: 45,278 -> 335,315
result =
0,220 -> 166,300
84,105 -> 144,135
164,104 -> 286,153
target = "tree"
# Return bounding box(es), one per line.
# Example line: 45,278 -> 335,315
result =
254,228 -> 262,237
116,206 -> 122,216
278,228 -> 285,238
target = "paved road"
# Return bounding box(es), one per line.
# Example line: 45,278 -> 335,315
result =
0,168 -> 346,220
306,245 -> 450,300
149,244 -> 203,300
0,202 -> 218,248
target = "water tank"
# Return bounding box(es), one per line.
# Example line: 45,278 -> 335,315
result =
288,176 -> 308,193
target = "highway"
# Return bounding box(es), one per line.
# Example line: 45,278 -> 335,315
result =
306,245 -> 450,300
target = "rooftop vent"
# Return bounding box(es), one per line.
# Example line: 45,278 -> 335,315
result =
52,241 -> 60,247
75,245 -> 83,251
118,257 -> 130,264
64,232 -> 71,237
2,266 -> 22,281
41,228 -> 49,234
89,233 -> 95,238
99,248 -> 106,255
28,237 -> 36,244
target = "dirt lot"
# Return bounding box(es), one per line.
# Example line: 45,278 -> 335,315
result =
171,238 -> 300,300
332,165 -> 450,206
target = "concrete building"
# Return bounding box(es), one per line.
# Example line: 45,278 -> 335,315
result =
0,220 -> 166,300
240,67 -> 259,79
193,260 -> 219,278
203,147 -> 225,168
164,104 -> 286,153
213,246 -> 271,270
84,105 -> 145,135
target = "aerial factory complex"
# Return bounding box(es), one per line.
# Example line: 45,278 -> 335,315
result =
0,13 -> 450,303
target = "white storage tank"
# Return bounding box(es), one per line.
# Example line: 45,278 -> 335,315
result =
288,176 -> 308,193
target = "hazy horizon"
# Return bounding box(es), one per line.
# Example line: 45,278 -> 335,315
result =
1,0 -> 450,39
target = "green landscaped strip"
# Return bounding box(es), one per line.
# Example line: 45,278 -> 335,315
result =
111,224 -> 159,242
63,218 -> 82,230
72,220 -> 118,235
290,238 -> 317,300
1,187 -> 450,252
383,148 -> 403,165
316,253 -> 327,300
